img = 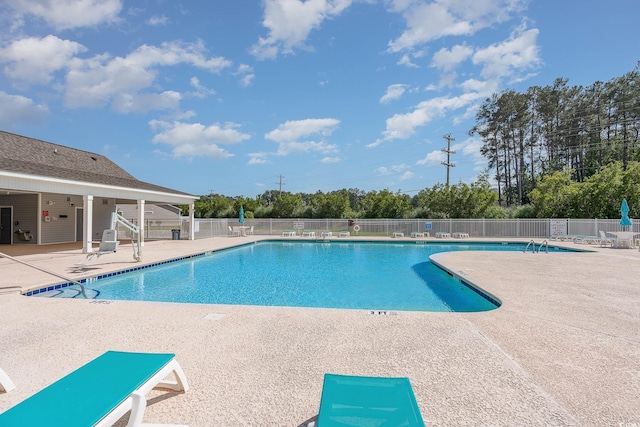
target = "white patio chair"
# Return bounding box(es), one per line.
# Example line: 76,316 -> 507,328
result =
599,231 -> 614,247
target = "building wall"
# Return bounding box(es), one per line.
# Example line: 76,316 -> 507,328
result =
0,194 -> 38,243
0,193 -> 115,244
40,193 -> 83,244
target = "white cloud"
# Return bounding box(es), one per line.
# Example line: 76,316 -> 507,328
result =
459,78 -> 497,93
248,152 -> 269,165
149,120 -> 250,159
377,92 -> 484,143
147,15 -> 168,26
265,118 -> 340,155
251,0 -> 354,59
388,2 -> 472,52
5,0 -> 122,30
0,91 -> 48,127
188,76 -> 216,98
417,149 -> 445,166
126,40 -> 231,73
64,40 -> 232,112
397,53 -> 419,68
431,44 -> 473,72
0,35 -> 86,84
399,171 -> 415,180
460,136 -> 485,165
388,0 -> 525,52
236,64 -> 255,87
321,156 -> 341,163
380,84 -> 407,103
112,91 -> 181,113
416,136 -> 487,171
377,163 -> 408,175
472,27 -> 540,78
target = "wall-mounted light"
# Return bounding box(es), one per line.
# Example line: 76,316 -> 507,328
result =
47,201 -> 55,205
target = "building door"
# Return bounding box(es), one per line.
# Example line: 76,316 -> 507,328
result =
76,207 -> 83,242
0,207 -> 12,244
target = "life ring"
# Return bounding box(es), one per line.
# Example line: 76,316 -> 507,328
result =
353,224 -> 361,232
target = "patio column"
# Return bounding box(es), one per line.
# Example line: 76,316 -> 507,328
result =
137,199 -> 145,247
82,194 -> 93,254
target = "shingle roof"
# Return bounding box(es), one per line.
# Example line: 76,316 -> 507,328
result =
0,130 -> 194,197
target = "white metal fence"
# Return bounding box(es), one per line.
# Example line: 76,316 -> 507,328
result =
116,217 -> 640,240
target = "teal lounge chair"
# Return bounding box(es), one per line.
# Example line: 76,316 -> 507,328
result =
311,373 -> 425,426
0,351 -> 189,427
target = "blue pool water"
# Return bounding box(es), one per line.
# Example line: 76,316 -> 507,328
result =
34,241 -> 573,312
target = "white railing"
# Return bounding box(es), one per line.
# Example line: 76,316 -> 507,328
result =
117,217 -> 639,240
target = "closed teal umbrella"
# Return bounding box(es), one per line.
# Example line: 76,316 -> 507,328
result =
620,199 -> 632,227
238,205 -> 245,224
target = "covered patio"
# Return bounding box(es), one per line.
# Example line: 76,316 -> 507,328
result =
0,130 -> 197,254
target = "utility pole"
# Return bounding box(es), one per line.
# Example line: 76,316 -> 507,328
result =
276,174 -> 285,197
441,134 -> 456,186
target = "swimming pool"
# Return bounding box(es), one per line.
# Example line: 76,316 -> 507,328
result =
30,241 -> 575,312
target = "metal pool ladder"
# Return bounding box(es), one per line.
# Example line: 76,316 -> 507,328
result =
0,251 -> 88,298
524,240 -> 548,253
537,240 -> 549,253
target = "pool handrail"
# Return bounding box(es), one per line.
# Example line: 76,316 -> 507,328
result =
0,251 -> 88,298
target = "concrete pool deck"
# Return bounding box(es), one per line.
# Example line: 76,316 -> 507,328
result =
0,236 -> 638,426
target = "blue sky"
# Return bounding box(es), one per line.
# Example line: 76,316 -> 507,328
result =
1,0 -> 638,198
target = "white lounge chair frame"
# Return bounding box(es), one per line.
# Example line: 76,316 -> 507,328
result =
0,367 -> 15,392
98,357 -> 188,427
